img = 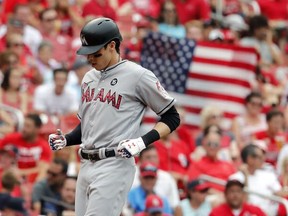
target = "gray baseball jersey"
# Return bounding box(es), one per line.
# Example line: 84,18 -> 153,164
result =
78,60 -> 176,150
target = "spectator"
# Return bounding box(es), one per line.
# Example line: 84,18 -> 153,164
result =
128,162 -> 173,215
31,158 -> 68,215
253,109 -> 286,166
43,176 -> 76,216
35,41 -> 61,84
117,0 -> 161,19
231,91 -> 267,150
12,4 -> 43,55
33,68 -> 79,116
156,1 -> 186,39
39,8 -> 73,68
0,113 -> 52,183
240,15 -> 282,69
209,179 -> 266,216
154,131 -> 190,188
179,179 -> 212,216
55,0 -> 84,37
185,21 -> 204,42
0,50 -> 19,73
82,0 -> 117,21
229,144 -> 282,215
131,145 -> 180,211
0,170 -> 29,216
0,67 -> 30,114
5,32 -> 42,86
134,194 -> 172,216
171,0 -> 210,24
188,126 -> 236,192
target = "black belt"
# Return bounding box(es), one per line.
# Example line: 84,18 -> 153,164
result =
80,149 -> 116,161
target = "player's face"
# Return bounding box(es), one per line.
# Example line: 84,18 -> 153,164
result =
87,41 -> 117,71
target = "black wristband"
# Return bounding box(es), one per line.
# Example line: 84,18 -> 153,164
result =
141,129 -> 160,147
65,123 -> 82,146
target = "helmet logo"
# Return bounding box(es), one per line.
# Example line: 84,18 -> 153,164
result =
80,34 -> 88,45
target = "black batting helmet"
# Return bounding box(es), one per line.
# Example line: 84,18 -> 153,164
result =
77,17 -> 123,55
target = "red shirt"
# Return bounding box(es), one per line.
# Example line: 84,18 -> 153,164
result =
210,203 -> 266,216
188,156 -> 236,191
254,131 -> 288,165
172,0 -> 210,24
0,133 -> 52,182
82,0 -> 117,21
257,0 -> 288,20
154,139 -> 190,175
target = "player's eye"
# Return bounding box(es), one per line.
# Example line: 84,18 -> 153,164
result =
93,53 -> 102,58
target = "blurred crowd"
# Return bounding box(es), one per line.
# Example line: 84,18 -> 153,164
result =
0,0 -> 288,216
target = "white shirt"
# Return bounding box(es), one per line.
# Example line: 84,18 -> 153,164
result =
132,165 -> 180,208
33,83 -> 79,115
230,170 -> 281,216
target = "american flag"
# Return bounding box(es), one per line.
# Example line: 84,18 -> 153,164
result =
140,32 -> 258,130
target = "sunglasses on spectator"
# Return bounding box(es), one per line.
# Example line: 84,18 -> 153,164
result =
206,141 -> 220,148
8,43 -> 24,48
43,17 -> 57,22
47,170 -> 62,177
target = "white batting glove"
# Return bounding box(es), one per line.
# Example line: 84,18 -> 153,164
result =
117,137 -> 146,158
48,129 -> 67,151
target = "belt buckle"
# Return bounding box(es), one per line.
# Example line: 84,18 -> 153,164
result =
87,151 -> 100,162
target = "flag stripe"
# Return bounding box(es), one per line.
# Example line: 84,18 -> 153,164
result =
188,74 -> 251,89
190,62 -> 255,81
186,79 -> 251,99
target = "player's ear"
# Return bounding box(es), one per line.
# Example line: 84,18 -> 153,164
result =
108,41 -> 116,51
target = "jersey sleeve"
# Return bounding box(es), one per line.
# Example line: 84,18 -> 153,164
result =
135,70 -> 175,116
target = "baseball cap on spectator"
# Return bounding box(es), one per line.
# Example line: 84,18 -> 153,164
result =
225,179 -> 245,191
187,179 -> 210,191
223,14 -> 248,32
140,162 -> 157,178
145,194 -> 163,214
71,56 -> 89,70
208,29 -> 224,41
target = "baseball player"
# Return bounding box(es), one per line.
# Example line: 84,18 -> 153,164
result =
48,17 -> 180,216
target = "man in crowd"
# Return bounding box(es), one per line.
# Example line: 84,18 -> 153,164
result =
0,113 -> 52,183
31,158 -> 68,215
209,179 -> 266,216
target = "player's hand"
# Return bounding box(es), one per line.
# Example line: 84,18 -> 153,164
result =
117,137 -> 146,158
48,129 -> 67,151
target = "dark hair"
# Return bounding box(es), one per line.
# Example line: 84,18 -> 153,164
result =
203,124 -> 222,137
103,39 -> 121,54
53,68 -> 69,79
266,109 -> 284,122
139,144 -> 156,159
157,1 -> 179,25
1,68 -> 20,91
0,50 -> 19,69
54,158 -> 68,175
1,170 -> 19,191
26,113 -> 43,128
248,15 -> 269,35
245,91 -> 262,104
240,144 -> 259,163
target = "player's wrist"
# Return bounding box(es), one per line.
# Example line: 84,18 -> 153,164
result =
141,129 -> 160,147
